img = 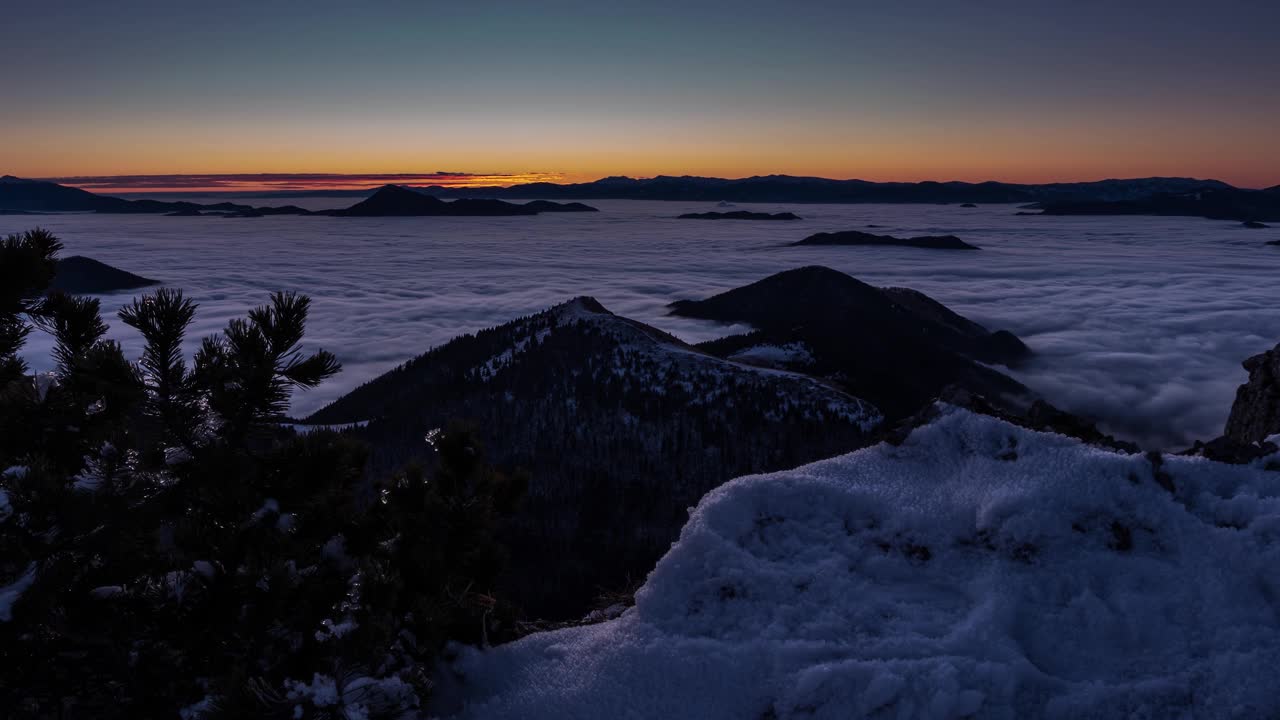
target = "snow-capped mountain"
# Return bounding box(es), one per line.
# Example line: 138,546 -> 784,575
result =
307,297 -> 880,617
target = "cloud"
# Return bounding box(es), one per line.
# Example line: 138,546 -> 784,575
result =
7,202 -> 1277,450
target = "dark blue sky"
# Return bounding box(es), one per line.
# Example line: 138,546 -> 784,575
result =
4,0 -> 1277,186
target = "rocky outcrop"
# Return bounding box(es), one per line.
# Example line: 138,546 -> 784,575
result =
1243,220 -> 1269,229
791,230 -> 979,250
1223,342 -> 1280,444
51,256 -> 159,294
677,211 -> 801,220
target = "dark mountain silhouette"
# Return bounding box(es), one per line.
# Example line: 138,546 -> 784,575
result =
413,174 -> 1236,204
1242,221 -> 1270,229
51,256 -> 159,294
1036,188 -> 1280,222
5,174 -> 1248,212
0,175 -> 131,212
319,185 -> 537,216
678,211 -> 801,220
521,200 -> 598,213
0,176 -> 310,216
669,266 -> 1030,419
316,185 -> 600,216
792,230 -> 979,250
304,298 -> 880,618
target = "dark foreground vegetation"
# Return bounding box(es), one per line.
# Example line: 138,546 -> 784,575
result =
0,229 -> 523,718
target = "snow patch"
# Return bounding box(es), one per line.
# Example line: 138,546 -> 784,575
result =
728,342 -> 815,368
444,407 -> 1280,719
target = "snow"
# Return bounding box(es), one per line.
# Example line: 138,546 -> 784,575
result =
463,298 -> 881,431
285,420 -> 371,433
282,672 -> 418,719
441,406 -> 1280,719
728,342 -> 816,368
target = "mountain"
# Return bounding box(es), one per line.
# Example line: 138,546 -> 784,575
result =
677,211 -> 801,220
0,176 -> 309,215
791,230 -> 979,250
1036,187 -> 1280,222
305,298 -> 880,617
5,174 -> 1246,211
442,406 -> 1280,720
50,256 -> 159,294
0,175 -> 131,212
521,200 -> 598,213
669,267 -> 1029,419
317,185 -> 600,216
318,185 -> 535,216
414,174 -> 1236,204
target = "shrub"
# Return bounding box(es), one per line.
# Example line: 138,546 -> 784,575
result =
0,229 -> 522,718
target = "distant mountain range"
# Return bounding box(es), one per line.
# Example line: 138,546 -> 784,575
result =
0,177 -> 595,217
8,173 -> 1279,221
414,174 -> 1243,204
1036,187 -> 1280,223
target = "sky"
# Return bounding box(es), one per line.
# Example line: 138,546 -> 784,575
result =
3,0 -> 1278,189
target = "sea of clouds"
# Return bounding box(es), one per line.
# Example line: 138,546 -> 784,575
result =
7,199 -> 1279,449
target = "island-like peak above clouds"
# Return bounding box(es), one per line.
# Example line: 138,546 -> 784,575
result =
791,229 -> 980,249
305,295 -> 879,618
669,266 -> 1029,419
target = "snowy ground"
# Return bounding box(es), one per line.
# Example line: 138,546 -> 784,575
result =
439,407 -> 1280,719
5,200 -> 1279,448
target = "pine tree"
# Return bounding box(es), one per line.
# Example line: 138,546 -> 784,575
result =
0,229 -> 524,719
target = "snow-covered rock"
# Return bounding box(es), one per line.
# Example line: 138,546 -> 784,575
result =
443,406 -> 1280,719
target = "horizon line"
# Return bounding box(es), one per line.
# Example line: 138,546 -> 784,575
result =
25,171 -> 1271,194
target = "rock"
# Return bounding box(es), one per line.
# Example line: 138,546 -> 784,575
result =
1267,240 -> 1280,246
165,208 -> 205,217
51,256 -> 159,294
791,230 -> 979,250
1242,220 -> 1269,228
1182,435 -> 1278,465
677,211 -> 801,220
960,203 -> 978,208
1224,342 -> 1280,444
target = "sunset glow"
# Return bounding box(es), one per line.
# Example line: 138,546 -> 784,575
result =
4,2 -> 1276,189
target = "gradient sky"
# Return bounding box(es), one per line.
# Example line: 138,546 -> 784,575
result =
3,0 -> 1278,188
